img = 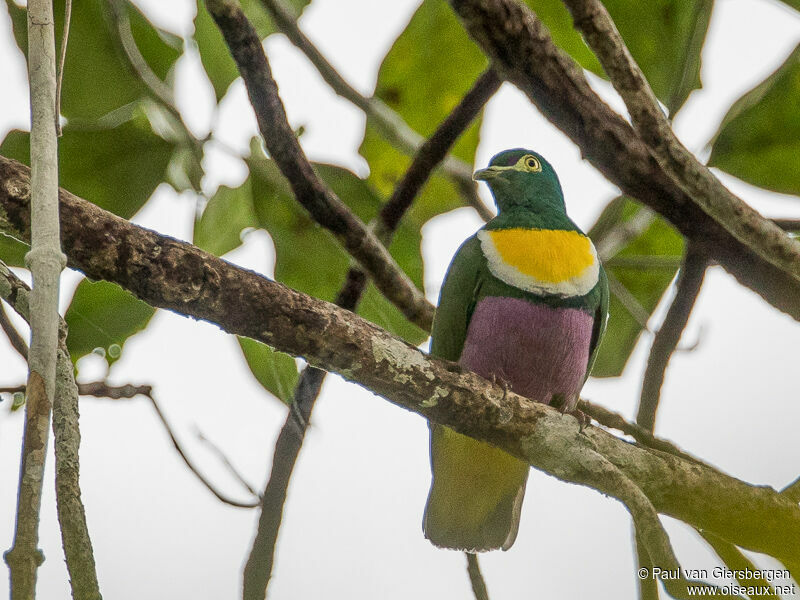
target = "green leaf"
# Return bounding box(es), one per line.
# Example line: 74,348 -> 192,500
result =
0,112 -> 173,219
522,0 -> 603,74
604,0 -> 712,115
237,336 -> 299,404
359,0 -> 486,226
522,0 -> 712,115
64,279 -> 156,367
0,233 -> 28,268
4,0 -> 182,121
708,44 -> 800,197
589,197 -> 684,377
193,180 -> 257,256
194,141 -> 427,345
192,0 -> 310,102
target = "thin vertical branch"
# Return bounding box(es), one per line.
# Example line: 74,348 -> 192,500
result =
4,371 -> 50,600
52,342 -> 103,600
54,0 -> 72,136
1,263 -> 101,599
376,69 -> 501,238
5,0 -> 64,594
241,365 -> 328,600
633,243 -> 705,599
242,69 -> 500,600
636,246 -> 707,431
465,553 -> 490,600
634,528 -> 659,600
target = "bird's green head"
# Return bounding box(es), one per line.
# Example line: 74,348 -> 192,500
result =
473,148 -> 565,214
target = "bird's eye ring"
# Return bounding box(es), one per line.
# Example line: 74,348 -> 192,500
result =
523,156 -> 541,172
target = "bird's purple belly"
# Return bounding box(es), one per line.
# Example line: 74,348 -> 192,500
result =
459,296 -> 594,406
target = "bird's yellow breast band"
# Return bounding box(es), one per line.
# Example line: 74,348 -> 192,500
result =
478,228 -> 599,297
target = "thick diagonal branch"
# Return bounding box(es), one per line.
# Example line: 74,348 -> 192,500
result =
204,0 -> 433,331
445,0 -> 800,320
256,0 -> 494,221
562,0 -> 800,284
1,158 -> 797,570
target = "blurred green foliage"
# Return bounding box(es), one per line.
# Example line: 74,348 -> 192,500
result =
710,44 -> 800,196
0,0 -> 797,401
193,0 -> 310,101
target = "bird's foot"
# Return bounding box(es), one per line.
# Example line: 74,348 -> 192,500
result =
490,373 -> 511,402
551,394 -> 589,432
571,408 -> 590,432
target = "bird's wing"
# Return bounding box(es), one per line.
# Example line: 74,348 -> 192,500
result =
429,235 -> 484,362
425,236 -> 528,552
585,264 -> 610,379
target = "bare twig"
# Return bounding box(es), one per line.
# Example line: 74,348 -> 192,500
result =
241,69 -> 499,598
204,0 -> 434,331
698,530 -> 778,599
578,399 -> 703,466
0,300 -> 29,359
1,381 -> 152,400
257,0 -> 495,219
0,384 -> 27,395
242,366 -> 326,599
604,269 -> 651,329
54,0 -> 72,135
145,390 -> 259,509
594,205 -> 656,262
196,430 -> 260,498
109,0 -> 175,109
77,381 -> 152,399
375,68 -> 501,239
2,161 -> 799,569
466,553 -> 490,600
637,246 -> 707,431
4,367 -> 50,599
108,0 -> 203,185
604,255 -> 683,270
53,345 -> 103,600
2,375 -> 251,514
446,0 -> 800,319
774,219 -> 800,232
562,0 -> 800,285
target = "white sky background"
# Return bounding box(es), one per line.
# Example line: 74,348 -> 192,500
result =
1,0 -> 800,598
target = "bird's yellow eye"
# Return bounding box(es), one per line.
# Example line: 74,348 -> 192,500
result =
522,155 -> 542,172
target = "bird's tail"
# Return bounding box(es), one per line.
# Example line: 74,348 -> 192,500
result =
423,425 -> 529,552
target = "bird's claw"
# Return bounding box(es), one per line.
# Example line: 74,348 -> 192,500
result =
490,373 -> 510,402
551,394 -> 589,432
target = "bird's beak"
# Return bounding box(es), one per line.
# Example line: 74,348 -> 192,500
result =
472,166 -> 506,181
